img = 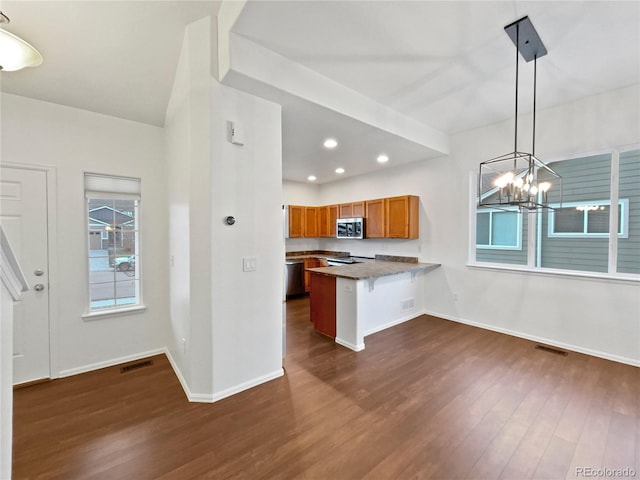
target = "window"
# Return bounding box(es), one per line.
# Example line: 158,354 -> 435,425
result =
476,210 -> 522,249
85,173 -> 141,312
470,149 -> 640,278
548,200 -> 628,238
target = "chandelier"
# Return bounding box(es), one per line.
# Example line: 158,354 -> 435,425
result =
478,16 -> 561,211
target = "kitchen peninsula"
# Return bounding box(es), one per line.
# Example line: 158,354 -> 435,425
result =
306,255 -> 440,351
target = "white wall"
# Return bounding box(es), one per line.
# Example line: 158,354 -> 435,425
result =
165,16 -> 216,397
166,16 -> 284,401
288,84 -> 640,365
210,83 -> 284,397
1,93 -> 170,375
0,284 -> 12,479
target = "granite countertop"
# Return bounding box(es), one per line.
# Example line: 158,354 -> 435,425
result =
285,250 -> 350,261
307,260 -> 441,280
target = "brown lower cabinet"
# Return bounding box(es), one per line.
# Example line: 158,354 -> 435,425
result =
309,272 -> 336,338
304,257 -> 328,292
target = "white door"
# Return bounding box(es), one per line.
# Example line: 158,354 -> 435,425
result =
0,166 -> 50,384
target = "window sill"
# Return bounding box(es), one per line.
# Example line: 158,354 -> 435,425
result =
82,304 -> 147,321
466,262 -> 640,283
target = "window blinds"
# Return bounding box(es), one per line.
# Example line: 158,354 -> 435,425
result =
84,173 -> 141,200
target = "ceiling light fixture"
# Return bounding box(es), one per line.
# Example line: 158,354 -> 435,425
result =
478,16 -> 561,211
335,167 -> 345,174
377,154 -> 389,163
0,12 -> 43,72
307,175 -> 317,182
323,138 -> 338,149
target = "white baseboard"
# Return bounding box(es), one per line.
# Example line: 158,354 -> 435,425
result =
422,309 -> 640,368
208,369 -> 284,403
363,310 -> 426,337
335,337 -> 365,352
57,347 -> 285,404
164,348 -> 284,403
162,347 -> 191,399
57,348 -> 167,378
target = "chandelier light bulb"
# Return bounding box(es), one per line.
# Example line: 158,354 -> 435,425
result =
538,182 -> 551,193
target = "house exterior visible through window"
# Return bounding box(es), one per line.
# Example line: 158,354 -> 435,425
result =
85,173 -> 141,311
471,149 -> 640,277
476,210 -> 522,249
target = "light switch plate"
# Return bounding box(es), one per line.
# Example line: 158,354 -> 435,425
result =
243,257 -> 257,272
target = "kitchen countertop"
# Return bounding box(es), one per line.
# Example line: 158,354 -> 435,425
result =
307,260 -> 441,280
285,250 -> 350,261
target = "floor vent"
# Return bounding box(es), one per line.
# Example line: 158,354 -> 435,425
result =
535,345 -> 568,356
120,359 -> 154,373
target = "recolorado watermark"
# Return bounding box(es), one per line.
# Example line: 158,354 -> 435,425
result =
576,467 -> 637,478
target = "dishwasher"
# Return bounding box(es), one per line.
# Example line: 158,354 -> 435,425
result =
285,259 -> 305,297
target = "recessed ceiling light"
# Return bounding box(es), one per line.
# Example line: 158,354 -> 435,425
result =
335,167 -> 345,174
323,138 -> 338,149
307,175 -> 317,182
377,154 -> 389,163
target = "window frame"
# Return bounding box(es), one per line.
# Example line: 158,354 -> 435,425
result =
83,173 -> 145,318
476,208 -> 523,250
468,147 -> 640,282
547,199 -> 629,239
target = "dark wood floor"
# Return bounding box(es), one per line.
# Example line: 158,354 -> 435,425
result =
13,297 -> 640,479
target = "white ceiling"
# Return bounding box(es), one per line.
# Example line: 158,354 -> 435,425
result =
233,1 -> 639,135
1,1 -> 638,184
0,1 -> 221,126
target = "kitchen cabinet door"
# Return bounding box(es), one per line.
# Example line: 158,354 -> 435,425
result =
304,257 -> 322,292
365,198 -> 385,238
352,201 -> 365,217
328,205 -> 338,237
288,205 -> 305,238
339,203 -> 352,218
386,195 -> 419,239
310,272 -> 336,338
318,206 -> 329,237
304,207 -> 319,237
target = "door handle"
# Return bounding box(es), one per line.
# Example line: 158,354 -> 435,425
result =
33,284 -> 45,292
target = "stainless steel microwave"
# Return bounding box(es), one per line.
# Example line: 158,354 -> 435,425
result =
337,217 -> 365,239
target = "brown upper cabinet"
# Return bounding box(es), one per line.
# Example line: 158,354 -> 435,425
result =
288,205 -> 305,238
339,201 -> 365,218
339,203 -> 352,218
304,206 -> 319,238
288,196 -> 419,239
317,206 -> 329,237
386,195 -> 419,239
365,198 -> 385,238
328,205 -> 338,237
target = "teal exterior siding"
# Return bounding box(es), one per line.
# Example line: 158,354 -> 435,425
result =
539,154 -> 611,273
617,150 -> 640,274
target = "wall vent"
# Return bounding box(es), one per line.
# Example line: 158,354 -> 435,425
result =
535,345 -> 568,356
120,359 -> 153,373
401,298 -> 415,311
